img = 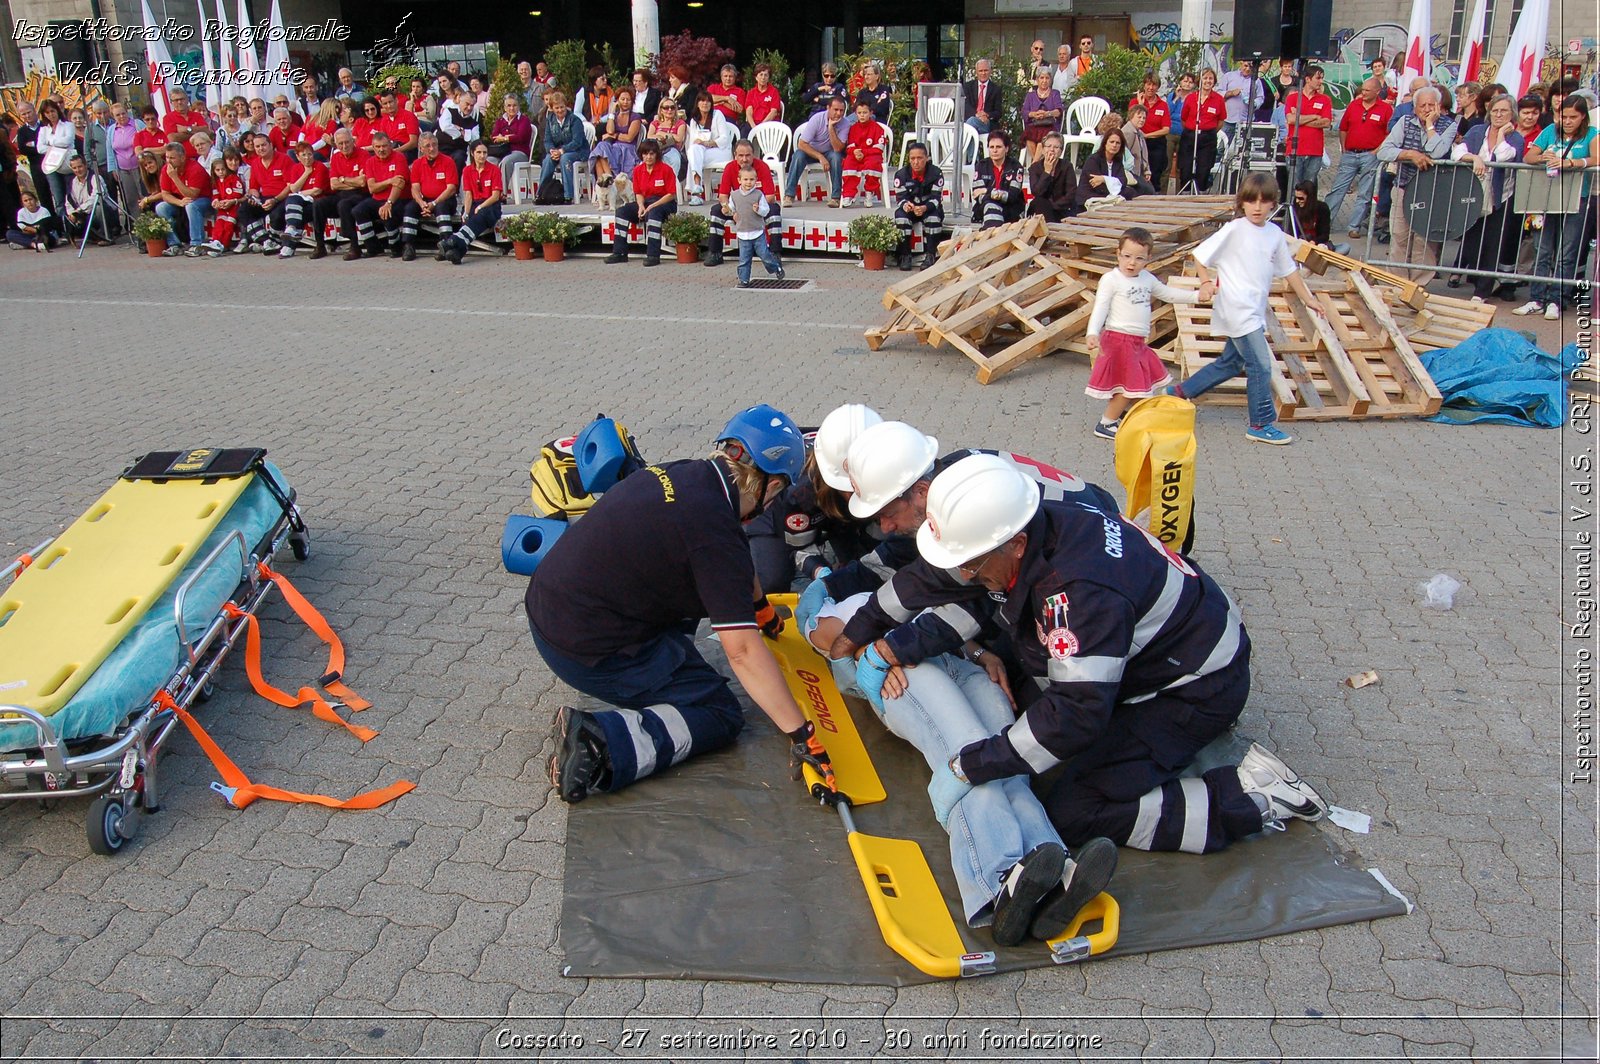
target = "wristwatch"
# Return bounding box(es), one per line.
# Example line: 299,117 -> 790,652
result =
965,645 -> 987,664
948,756 -> 969,783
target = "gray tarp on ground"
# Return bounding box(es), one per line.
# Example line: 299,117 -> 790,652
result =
558,650 -> 1408,986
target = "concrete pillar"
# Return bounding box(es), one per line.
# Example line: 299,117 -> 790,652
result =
631,0 -> 659,66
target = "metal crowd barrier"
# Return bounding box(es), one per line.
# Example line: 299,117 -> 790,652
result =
1345,156 -> 1595,294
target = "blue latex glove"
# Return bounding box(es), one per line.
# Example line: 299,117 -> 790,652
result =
795,566 -> 833,638
927,759 -> 972,828
855,642 -> 891,715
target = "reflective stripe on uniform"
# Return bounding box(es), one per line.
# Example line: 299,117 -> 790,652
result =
1127,786 -> 1162,849
613,706 -> 658,777
1130,565 -> 1184,655
931,602 -> 981,641
1005,712 -> 1060,774
648,702 -> 694,764
874,578 -> 915,622
1178,777 -> 1210,853
1046,654 -> 1126,685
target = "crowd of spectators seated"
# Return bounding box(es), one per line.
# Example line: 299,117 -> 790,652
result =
1,51 -> 1591,306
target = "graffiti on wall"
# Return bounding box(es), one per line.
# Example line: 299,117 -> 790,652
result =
2,69 -> 109,126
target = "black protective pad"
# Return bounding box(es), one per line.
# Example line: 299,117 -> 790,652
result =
558,649 -> 1408,986
123,447 -> 267,481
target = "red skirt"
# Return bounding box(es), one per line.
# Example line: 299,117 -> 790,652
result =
1085,328 -> 1172,399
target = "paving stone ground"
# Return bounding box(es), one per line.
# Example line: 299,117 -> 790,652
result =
0,240 -> 1593,1062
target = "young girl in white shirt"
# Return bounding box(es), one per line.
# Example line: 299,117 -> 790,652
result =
1170,173 -> 1324,446
1085,227 -> 1208,439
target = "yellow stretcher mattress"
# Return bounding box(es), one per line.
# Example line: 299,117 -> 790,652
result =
0,471 -> 254,716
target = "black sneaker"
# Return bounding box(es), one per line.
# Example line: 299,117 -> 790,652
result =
990,842 -> 1065,947
604,252 -> 629,264
1029,836 -> 1118,941
401,242 -> 416,262
549,706 -> 608,803
389,242 -> 404,259
642,255 -> 660,267
1092,419 -> 1120,440
703,251 -> 723,267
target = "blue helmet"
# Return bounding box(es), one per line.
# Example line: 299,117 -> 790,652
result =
717,405 -> 807,483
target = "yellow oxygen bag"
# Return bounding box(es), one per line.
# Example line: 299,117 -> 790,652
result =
1114,395 -> 1198,554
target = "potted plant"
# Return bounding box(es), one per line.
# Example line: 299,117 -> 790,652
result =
132,212 -> 173,258
528,212 -> 580,262
848,214 -> 900,271
501,212 -> 540,260
662,212 -> 711,264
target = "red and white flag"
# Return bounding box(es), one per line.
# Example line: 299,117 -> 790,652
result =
140,0 -> 173,118
262,0 -> 293,104
1459,0 -> 1488,82
1499,0 -> 1550,98
236,0 -> 262,102
198,0 -> 224,118
1399,0 -> 1434,84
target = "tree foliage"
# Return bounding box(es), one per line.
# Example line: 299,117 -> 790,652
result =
1069,44 -> 1155,111
482,56 -> 523,129
650,30 -> 734,87
745,47 -> 807,124
544,39 -> 589,98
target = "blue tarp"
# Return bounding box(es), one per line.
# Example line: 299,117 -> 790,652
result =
1419,328 -> 1586,427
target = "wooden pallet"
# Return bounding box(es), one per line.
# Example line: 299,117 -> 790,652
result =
1292,240 -> 1430,310
1389,289 -> 1496,352
1171,273 -> 1444,420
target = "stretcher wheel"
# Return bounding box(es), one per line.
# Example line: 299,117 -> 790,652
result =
195,678 -> 216,703
289,533 -> 310,561
86,794 -> 130,855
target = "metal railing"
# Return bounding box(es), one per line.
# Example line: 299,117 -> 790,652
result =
1342,156 -> 1595,296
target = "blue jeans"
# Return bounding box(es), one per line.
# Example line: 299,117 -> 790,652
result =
540,148 -> 586,201
1178,327 -> 1278,428
1288,154 -> 1322,189
1530,200 -> 1592,305
155,196 -> 212,246
1324,149 -> 1378,231
737,235 -> 782,283
831,654 -> 1063,925
785,147 -> 842,199
531,624 -> 745,792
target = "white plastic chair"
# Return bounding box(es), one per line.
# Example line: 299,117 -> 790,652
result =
917,127 -> 956,170
509,162 -> 537,205
1065,96 -> 1111,138
571,118 -> 597,204
873,124 -> 895,206
926,96 -> 955,124
750,120 -> 793,172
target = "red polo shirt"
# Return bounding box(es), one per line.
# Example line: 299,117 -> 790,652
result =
1130,94 -> 1171,135
352,117 -> 376,148
134,126 -> 168,154
379,110 -> 419,148
631,160 -> 677,200
159,158 -> 212,198
463,162 -> 502,202
294,159 -> 331,195
268,124 -> 308,156
716,158 -> 778,198
1338,98 -> 1394,152
329,148 -> 370,186
362,152 -> 409,198
162,110 -> 208,157
712,84 -> 746,123
746,85 -> 782,125
1283,91 -> 1334,156
247,152 -> 297,197
410,154 -> 459,199
1182,91 -> 1226,132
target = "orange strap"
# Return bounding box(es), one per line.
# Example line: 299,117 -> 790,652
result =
256,561 -> 371,712
156,692 -> 415,810
224,603 -> 376,742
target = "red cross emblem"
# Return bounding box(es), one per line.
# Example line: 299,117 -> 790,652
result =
826,227 -> 848,249
1047,627 -> 1078,660
805,226 -> 825,248
782,225 -> 803,246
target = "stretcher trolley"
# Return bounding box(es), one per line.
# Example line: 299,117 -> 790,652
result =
0,448 -> 411,855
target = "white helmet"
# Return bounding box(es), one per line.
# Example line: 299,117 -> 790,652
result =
814,404 -> 883,492
844,421 -> 940,519
916,454 -> 1040,569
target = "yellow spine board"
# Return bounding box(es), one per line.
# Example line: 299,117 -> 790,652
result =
0,473 -> 254,715
767,593 -> 886,805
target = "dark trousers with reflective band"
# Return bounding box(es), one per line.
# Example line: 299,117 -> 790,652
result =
1042,648 -> 1261,854
283,192 -> 321,233
454,202 -> 502,244
237,200 -> 287,243
708,201 -> 781,249
315,191 -> 364,247
349,195 -> 403,247
893,201 -> 945,246
399,194 -> 457,243
612,200 -> 676,259
530,623 -> 745,791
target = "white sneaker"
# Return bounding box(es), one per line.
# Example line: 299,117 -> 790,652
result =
283,228 -> 304,241
1544,302 -> 1560,320
1512,300 -> 1543,316
202,239 -> 225,255
278,245 -> 295,259
839,196 -> 853,207
1237,742 -> 1328,828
